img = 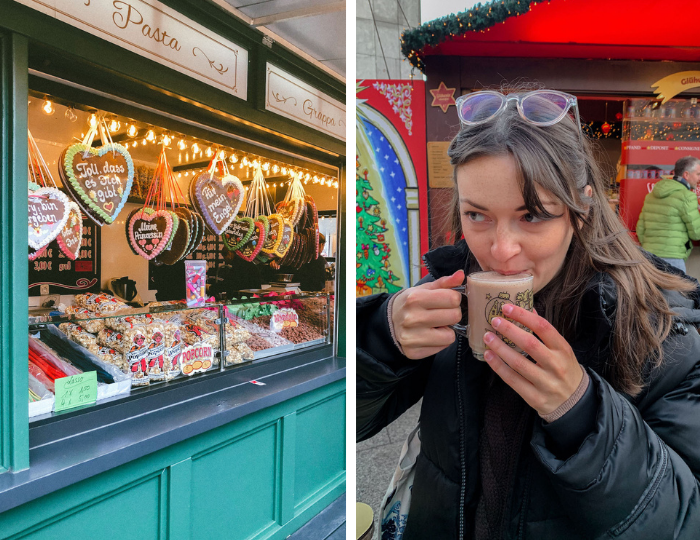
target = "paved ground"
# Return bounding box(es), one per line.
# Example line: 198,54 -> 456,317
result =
356,400 -> 422,539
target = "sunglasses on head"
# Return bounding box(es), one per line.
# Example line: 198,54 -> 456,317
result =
455,89 -> 583,144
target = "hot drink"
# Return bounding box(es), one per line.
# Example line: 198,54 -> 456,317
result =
452,271 -> 534,361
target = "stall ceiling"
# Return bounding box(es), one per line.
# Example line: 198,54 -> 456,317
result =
420,0 -> 700,62
222,0 -> 346,79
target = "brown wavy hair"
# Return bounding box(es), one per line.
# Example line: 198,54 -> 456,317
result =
446,95 -> 695,397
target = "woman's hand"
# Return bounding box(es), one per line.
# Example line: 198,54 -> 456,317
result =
482,303 -> 583,416
391,270 -> 464,360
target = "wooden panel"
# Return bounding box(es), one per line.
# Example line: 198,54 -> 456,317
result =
190,423 -> 278,540
0,30 -> 29,474
20,474 -> 163,540
294,392 -> 345,508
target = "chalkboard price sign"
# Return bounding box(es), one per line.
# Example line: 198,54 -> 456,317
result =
29,214 -> 101,296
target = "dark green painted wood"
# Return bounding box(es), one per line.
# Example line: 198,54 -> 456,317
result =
0,381 -> 344,539
280,413 -> 297,524
0,30 -> 29,474
293,393 -> 346,509
168,458 -> 192,540
336,164 -> 347,358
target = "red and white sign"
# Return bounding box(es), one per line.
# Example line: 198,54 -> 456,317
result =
270,308 -> 298,333
622,140 -> 700,165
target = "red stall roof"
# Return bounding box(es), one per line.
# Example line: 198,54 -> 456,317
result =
402,0 -> 700,71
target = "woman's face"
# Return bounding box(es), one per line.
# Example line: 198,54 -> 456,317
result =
457,154 -> 575,293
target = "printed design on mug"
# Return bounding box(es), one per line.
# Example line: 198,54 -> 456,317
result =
485,290 -> 533,348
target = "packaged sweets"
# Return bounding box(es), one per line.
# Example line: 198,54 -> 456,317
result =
97,327 -> 127,352
59,323 -> 97,348
122,325 -> 150,386
63,306 -> 105,333
185,260 -> 206,307
233,342 -> 254,361
144,323 -> 166,381
181,319 -> 219,348
162,322 -> 182,380
75,293 -> 127,314
86,344 -> 128,372
106,314 -> 154,332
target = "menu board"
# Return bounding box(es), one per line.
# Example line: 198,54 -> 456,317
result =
187,231 -> 225,272
29,216 -> 101,296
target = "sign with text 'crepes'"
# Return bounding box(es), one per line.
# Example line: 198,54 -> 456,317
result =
265,63 -> 346,141
15,0 -> 248,100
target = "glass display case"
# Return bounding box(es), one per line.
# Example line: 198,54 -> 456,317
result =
28,293 -> 332,419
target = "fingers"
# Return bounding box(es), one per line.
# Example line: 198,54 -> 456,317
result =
500,304 -> 567,353
483,349 -> 538,404
483,331 -> 540,383
421,270 -> 465,291
402,287 -> 462,311
400,327 -> 456,360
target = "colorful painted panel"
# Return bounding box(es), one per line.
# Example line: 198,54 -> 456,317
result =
356,80 -> 428,296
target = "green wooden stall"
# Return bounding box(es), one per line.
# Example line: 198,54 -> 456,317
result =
0,0 -> 346,537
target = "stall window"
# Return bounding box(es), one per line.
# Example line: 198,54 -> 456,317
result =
27,88 -> 338,420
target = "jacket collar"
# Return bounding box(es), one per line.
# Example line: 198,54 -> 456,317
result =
674,175 -> 694,191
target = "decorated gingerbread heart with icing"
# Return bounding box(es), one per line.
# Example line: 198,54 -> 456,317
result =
127,208 -> 173,261
190,172 -> 243,235
28,187 -> 70,250
223,217 -> 254,252
236,221 -> 266,262
56,202 -> 83,261
61,143 -> 134,225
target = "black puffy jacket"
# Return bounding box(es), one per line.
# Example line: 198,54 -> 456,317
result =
357,241 -> 700,539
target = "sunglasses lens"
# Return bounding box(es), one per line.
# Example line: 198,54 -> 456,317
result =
458,93 -> 504,124
521,92 -> 570,124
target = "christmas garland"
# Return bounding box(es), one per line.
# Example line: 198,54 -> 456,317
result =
401,0 -> 551,71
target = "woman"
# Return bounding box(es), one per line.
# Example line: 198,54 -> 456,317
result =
357,89 -> 700,539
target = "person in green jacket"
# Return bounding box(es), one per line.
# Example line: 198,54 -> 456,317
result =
636,155 -> 700,272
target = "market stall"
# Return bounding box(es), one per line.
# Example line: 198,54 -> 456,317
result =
0,0 -> 346,537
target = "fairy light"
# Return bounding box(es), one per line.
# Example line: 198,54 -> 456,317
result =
178,139 -> 187,150
132,141 -> 138,148
229,154 -> 238,164
127,124 -> 138,137
109,119 -> 121,132
89,114 -> 97,128
42,99 -> 55,115
205,146 -> 214,158
333,181 -> 339,189
218,150 -> 226,160
192,143 -> 200,154
281,167 -> 288,175
242,157 -> 249,166
178,173 -> 182,178
263,162 -> 270,171
162,134 -> 172,146
146,129 -> 155,142
305,173 -> 311,181
272,164 -> 279,174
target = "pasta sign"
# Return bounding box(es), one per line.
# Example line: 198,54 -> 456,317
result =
15,0 -> 249,99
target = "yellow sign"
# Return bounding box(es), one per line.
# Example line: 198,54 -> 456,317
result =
427,142 -> 453,188
652,71 -> 700,104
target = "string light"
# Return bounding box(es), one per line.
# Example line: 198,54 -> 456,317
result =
178,139 -> 187,150
109,119 -> 121,132
127,124 -> 138,137
162,134 -> 172,146
191,143 -> 200,154
205,146 -> 214,158
89,114 -> 97,128
230,154 -> 238,164
42,99 -> 54,115
272,164 -> 279,173
146,129 -> 155,142
262,162 -> 270,171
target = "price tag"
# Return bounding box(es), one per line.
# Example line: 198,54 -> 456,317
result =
250,380 -> 266,386
54,372 -> 97,412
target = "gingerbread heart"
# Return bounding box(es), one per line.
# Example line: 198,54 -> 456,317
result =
61,143 -> 134,225
56,202 -> 83,261
29,245 -> 47,261
236,221 -> 266,262
223,217 -> 254,252
190,171 -> 243,235
127,209 -> 173,260
275,220 -> 294,258
28,187 -> 70,250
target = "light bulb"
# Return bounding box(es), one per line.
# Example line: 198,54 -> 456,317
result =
263,162 -> 270,171
218,150 -> 226,160
133,141 -> 138,148
313,176 -> 319,182
65,107 -> 77,122
281,167 -> 288,175
305,173 -> 310,180
89,114 -> 97,128
272,164 -> 279,174
230,154 -> 238,164
333,181 -> 338,188
142,138 -> 147,145
146,130 -> 155,142
205,146 -> 213,158
163,134 -> 172,146
178,173 -> 182,178
192,143 -> 200,154
242,157 -> 249,166
42,99 -> 55,115
109,119 -> 120,132
127,124 -> 138,137
178,139 -> 187,150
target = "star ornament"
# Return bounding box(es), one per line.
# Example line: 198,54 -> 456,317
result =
430,82 -> 456,113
